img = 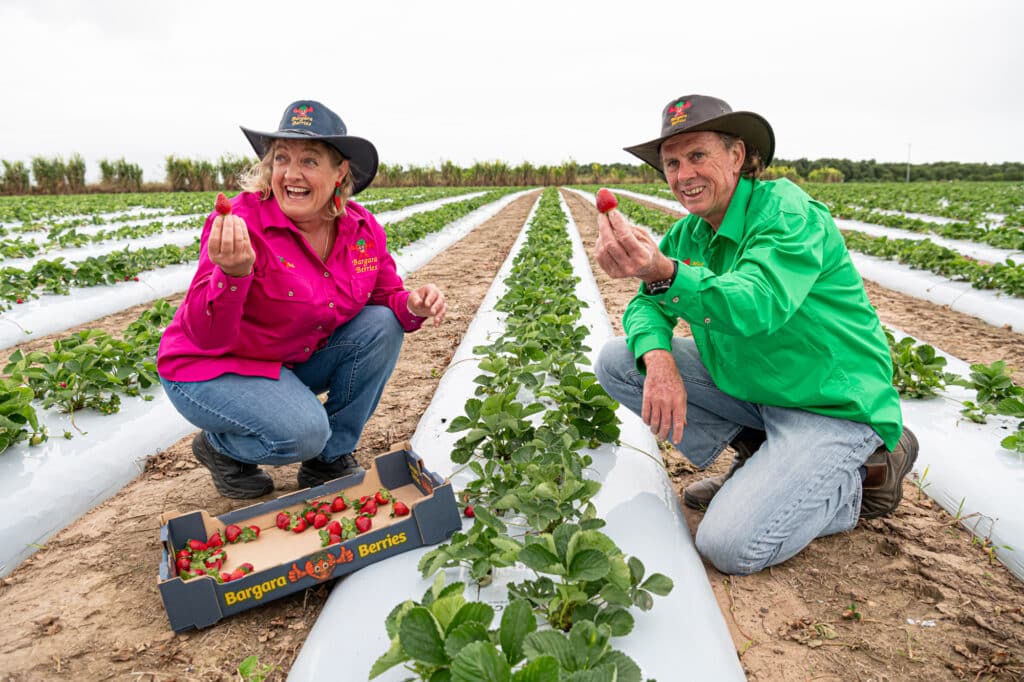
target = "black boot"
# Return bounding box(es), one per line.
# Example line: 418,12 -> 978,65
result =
191,432 -> 274,499
683,427 -> 766,510
297,453 -> 363,489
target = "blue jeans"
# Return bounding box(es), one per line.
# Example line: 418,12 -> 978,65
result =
595,337 -> 882,575
161,305 -> 404,466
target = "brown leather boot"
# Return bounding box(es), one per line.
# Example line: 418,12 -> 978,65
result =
683,428 -> 766,510
860,427 -> 919,519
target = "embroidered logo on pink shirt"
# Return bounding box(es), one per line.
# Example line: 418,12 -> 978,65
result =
278,256 -> 296,269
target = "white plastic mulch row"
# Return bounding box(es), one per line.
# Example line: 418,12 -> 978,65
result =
892,328 -> 1024,582
0,190 -> 533,578
850,253 -> 1024,333
289,193 -> 745,680
835,217 -> 1024,265
0,191 -> 502,350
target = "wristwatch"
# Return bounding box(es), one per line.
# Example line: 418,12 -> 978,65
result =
644,259 -> 679,295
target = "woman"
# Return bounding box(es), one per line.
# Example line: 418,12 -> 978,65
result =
157,99 -> 446,499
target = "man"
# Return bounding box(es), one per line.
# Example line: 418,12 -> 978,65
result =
593,94 -> 917,575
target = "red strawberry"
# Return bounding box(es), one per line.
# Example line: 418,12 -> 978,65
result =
133,276 -> 140,281
291,518 -> 308,533
215,192 -> 232,216
375,489 -> 391,505
16,298 -> 24,304
359,499 -> 377,516
355,516 -> 372,533
392,500 -> 410,517
220,572 -> 233,582
176,557 -> 191,571
330,495 -> 348,513
464,505 -> 475,518
207,532 -> 223,548
358,495 -> 372,506
596,188 -> 618,214
176,549 -> 191,560
304,510 -> 317,525
188,539 -> 208,551
239,562 -> 254,574
313,513 -> 329,529
229,568 -> 247,581
329,532 -> 342,544
192,568 -> 206,576
248,525 -> 261,537
205,556 -> 224,570
224,525 -> 242,543
327,520 -> 342,536
276,512 -> 291,530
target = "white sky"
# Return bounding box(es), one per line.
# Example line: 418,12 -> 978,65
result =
1,0 -> 1021,183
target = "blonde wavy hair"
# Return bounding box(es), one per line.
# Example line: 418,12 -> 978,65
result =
237,139 -> 355,218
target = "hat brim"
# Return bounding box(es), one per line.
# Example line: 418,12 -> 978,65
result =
623,111 -> 775,177
240,126 -> 379,195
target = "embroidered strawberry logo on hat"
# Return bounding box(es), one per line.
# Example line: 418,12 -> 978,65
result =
669,100 -> 691,126
290,104 -> 315,127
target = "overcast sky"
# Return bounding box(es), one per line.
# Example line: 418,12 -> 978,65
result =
1,0 -> 1021,182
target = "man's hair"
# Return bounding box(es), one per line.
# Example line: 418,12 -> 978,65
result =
718,133 -> 765,179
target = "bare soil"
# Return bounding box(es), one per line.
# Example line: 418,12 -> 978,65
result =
0,189 -> 1022,681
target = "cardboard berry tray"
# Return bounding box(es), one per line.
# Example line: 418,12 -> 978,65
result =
157,444 -> 460,632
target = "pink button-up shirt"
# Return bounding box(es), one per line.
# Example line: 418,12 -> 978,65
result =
157,192 -> 423,382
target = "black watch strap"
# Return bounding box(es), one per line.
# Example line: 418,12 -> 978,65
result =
644,259 -> 679,295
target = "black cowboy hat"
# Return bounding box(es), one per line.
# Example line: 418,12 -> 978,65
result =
624,94 -> 775,174
240,99 -> 379,195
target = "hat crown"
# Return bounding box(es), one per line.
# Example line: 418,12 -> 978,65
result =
277,100 -> 348,137
661,95 -> 732,135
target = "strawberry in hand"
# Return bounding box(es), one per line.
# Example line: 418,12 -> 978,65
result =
215,192 -> 232,216
596,188 -> 618,214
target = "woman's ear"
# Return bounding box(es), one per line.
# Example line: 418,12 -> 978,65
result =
337,158 -> 351,183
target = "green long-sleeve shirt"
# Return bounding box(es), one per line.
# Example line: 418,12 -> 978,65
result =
624,177 -> 902,450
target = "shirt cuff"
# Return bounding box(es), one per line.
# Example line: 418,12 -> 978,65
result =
393,290 -> 426,332
208,268 -> 253,301
627,331 -> 675,374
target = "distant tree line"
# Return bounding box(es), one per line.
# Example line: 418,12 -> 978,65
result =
1,154 -> 1021,195
771,158 -> 1024,183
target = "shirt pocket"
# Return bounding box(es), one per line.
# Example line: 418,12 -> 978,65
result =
246,271 -> 318,327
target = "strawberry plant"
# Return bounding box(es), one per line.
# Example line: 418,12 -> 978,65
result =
507,521 -> 672,635
370,576 -> 644,681
417,512 -> 524,584
0,377 -> 46,453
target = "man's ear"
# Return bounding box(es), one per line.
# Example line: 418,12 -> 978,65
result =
731,138 -> 746,173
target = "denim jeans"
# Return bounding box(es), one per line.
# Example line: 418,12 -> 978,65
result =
595,337 -> 882,575
161,305 -> 404,466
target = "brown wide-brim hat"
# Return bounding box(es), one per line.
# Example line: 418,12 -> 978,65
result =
624,94 -> 775,175
241,99 -> 379,195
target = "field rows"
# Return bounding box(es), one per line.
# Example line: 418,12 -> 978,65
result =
0,184 -> 1021,679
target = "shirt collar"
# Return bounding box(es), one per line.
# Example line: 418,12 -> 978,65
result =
715,176 -> 752,243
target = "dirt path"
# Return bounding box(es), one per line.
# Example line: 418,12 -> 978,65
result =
1,189 -> 1022,681
563,189 -> 1024,682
